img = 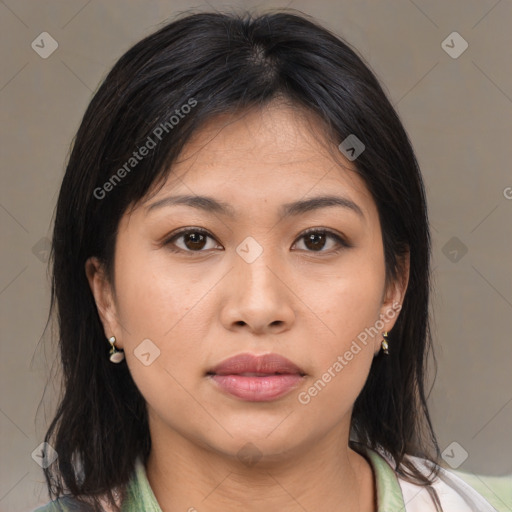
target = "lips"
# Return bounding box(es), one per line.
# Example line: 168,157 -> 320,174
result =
207,353 -> 306,402
207,353 -> 306,377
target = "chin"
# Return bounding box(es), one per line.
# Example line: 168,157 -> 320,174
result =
202,425 -> 308,466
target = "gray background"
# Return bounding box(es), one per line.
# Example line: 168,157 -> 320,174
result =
1,0 -> 511,510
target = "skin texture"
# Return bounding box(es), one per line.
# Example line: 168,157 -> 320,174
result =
86,101 -> 409,512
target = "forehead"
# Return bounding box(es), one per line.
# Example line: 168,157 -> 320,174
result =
142,102 -> 377,220
172,103 -> 346,174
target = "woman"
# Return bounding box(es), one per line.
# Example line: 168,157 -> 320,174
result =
35,10 -> 498,512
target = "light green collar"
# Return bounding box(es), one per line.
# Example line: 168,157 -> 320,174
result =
353,444 -> 407,511
122,456 -> 161,511
123,446 -> 406,511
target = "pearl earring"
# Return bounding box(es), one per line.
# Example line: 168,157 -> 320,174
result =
108,336 -> 125,363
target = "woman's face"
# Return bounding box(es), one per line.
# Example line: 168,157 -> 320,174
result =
87,102 -> 406,463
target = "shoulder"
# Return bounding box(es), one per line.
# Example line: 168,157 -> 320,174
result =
396,453 -> 500,512
448,469 -> 512,512
358,444 -> 501,512
33,460 -> 142,512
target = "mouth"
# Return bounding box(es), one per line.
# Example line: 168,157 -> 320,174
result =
206,353 -> 306,402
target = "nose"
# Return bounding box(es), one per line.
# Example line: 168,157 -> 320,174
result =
220,248 -> 296,335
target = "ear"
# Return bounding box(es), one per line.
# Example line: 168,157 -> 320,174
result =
85,256 -> 124,349
374,251 -> 410,354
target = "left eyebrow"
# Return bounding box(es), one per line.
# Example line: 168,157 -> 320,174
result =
145,194 -> 364,220
279,195 -> 364,220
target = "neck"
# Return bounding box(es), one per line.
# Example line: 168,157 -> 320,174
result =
145,424 -> 376,512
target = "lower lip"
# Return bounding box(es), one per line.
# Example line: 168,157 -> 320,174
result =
209,374 -> 304,401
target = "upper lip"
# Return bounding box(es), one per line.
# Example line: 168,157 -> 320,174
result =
207,353 -> 306,376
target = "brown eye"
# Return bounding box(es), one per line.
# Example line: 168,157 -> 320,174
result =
182,232 -> 208,250
304,232 -> 327,251
164,228 -> 220,253
294,229 -> 349,253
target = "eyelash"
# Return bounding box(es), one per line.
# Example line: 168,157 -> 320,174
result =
162,227 -> 351,255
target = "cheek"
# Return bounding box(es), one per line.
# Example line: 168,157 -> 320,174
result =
296,250 -> 385,408
311,249 -> 386,350
112,241 -> 216,386
295,290 -> 380,428
113,243 -> 205,340
113,246 -> 212,422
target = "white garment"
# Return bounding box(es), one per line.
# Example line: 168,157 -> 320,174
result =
397,454 -> 499,511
